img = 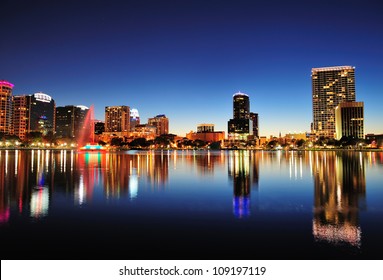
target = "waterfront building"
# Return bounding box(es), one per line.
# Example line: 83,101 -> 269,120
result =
335,101 -> 364,140
12,95 -> 28,139
0,80 -> 14,135
94,121 -> 105,135
312,66 -> 356,138
228,92 -> 253,140
130,108 -> 140,131
148,114 -> 169,136
55,105 -> 89,139
131,124 -> 157,140
13,92 -> 56,139
105,106 -> 130,134
186,124 -> 225,142
365,134 -> 383,148
250,112 -> 259,139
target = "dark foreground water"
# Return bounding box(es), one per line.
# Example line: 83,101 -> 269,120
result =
1,149 -> 382,260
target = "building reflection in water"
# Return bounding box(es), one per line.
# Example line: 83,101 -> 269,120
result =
312,151 -> 366,247
76,151 -> 169,202
228,150 -> 259,218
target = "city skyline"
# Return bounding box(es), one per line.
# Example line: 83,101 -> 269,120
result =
1,0 -> 382,136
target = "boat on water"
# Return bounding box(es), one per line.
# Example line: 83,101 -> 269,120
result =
79,143 -> 107,152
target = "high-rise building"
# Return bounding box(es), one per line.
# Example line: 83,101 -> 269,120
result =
55,105 -> 89,139
312,66 -> 356,138
335,101 -> 364,140
0,80 -> 14,135
148,114 -> 169,136
249,112 -> 259,139
12,95 -> 28,139
13,92 -> 56,139
94,121 -> 105,135
228,92 -> 253,140
130,108 -> 140,131
105,106 -> 130,133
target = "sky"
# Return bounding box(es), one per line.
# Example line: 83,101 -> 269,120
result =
1,0 -> 383,137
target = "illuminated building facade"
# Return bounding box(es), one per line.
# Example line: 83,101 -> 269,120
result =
56,105 -> 89,139
312,66 -> 356,138
130,108 -> 140,131
228,92 -> 254,140
13,92 -> 56,138
148,114 -> 169,136
335,101 -> 364,140
0,80 -> 14,135
186,124 -> 225,142
12,95 -> 28,139
105,106 -> 130,134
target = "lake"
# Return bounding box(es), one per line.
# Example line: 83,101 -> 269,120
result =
1,149 -> 382,259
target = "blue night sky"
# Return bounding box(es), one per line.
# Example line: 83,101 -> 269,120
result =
1,0 -> 382,137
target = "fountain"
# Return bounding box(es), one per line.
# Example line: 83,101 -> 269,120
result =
78,105 -> 106,152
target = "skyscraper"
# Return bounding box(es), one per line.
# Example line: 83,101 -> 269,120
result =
228,92 -> 253,140
12,95 -> 28,139
148,114 -> 169,136
249,112 -> 259,139
335,101 -> 364,140
0,80 -> 14,135
55,105 -> 89,139
13,92 -> 56,139
130,108 -> 140,131
312,66 -> 356,138
105,106 -> 130,133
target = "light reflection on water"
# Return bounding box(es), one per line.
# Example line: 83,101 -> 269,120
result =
0,149 -> 383,259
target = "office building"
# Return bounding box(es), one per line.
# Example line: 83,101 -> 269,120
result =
250,112 -> 259,139
12,95 -> 28,139
56,105 -> 89,139
335,101 -> 364,140
228,92 -> 253,140
130,108 -> 140,131
13,92 -> 56,139
148,114 -> 169,136
105,106 -> 130,134
0,80 -> 14,135
94,121 -> 105,135
312,66 -> 356,138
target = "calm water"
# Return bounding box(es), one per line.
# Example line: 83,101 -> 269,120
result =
1,149 -> 383,260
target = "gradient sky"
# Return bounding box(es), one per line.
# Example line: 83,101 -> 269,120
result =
1,0 -> 382,137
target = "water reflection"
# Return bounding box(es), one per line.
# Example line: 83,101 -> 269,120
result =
228,150 -> 259,218
0,149 -> 382,255
312,151 -> 366,247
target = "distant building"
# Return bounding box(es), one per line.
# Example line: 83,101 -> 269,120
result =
312,66 -> 356,138
335,102 -> 364,140
131,124 -> 157,140
0,80 -> 14,135
94,121 -> 105,135
55,105 -> 89,139
105,106 -> 130,134
148,114 -> 169,136
250,112 -> 259,139
186,124 -> 225,142
130,108 -> 140,131
228,92 -> 253,140
13,92 -> 56,139
365,134 -> 383,148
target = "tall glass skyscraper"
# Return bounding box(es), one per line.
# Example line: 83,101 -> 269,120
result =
311,66 -> 356,138
228,92 -> 253,140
